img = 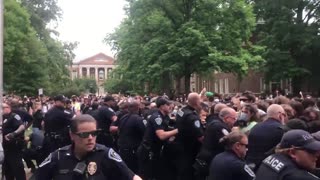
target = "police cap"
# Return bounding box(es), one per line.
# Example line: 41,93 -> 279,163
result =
156,97 -> 171,108
280,129 -> 320,151
54,95 -> 66,102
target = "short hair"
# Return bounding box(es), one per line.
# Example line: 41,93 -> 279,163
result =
219,131 -> 247,150
214,103 -> 228,114
70,114 -> 96,133
274,96 -> 290,105
289,100 -> 304,118
302,98 -> 316,109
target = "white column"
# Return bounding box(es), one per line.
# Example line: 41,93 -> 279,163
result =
95,67 -> 98,81
79,66 -> 82,78
105,67 -> 108,79
87,67 -> 89,77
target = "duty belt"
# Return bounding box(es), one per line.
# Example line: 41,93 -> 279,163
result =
45,132 -> 62,139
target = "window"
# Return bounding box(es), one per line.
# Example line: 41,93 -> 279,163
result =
90,68 -> 95,79
82,68 -> 87,77
98,68 -> 105,80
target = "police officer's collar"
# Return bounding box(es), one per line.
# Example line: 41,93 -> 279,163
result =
66,143 -> 103,160
226,149 -> 244,160
186,105 -> 196,111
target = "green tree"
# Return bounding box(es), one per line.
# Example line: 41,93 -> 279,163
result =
253,0 -> 320,94
4,0 -> 49,95
106,0 -> 263,94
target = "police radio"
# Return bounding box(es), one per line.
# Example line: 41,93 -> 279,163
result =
73,162 -> 87,175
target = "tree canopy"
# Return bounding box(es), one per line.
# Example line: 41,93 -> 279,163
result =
4,0 -> 77,96
106,0 -> 263,95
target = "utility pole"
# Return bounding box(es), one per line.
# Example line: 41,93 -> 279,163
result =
0,0 -> 4,145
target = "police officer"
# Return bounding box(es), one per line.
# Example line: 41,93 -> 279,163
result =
208,131 -> 255,180
246,104 -> 285,172
2,102 -> 26,180
117,101 -> 146,173
174,93 -> 204,180
255,129 -> 320,180
195,107 -> 237,180
137,97 -> 178,180
94,96 -> 117,148
36,114 -> 142,180
42,95 -> 74,159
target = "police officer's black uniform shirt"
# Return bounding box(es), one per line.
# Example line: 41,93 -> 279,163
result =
13,108 -> 33,126
117,113 -> 146,149
142,110 -> 169,153
95,105 -> 116,132
36,144 -> 135,180
175,105 -> 203,156
2,112 -> 24,148
209,151 -> 255,180
246,118 -> 284,169
197,117 -> 230,163
255,153 -> 320,180
44,106 -> 73,134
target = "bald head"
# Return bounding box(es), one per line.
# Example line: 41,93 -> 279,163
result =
219,107 -> 237,128
188,93 -> 201,107
214,103 -> 228,114
267,104 -> 285,122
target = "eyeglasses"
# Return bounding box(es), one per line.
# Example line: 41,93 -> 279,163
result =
227,116 -> 237,121
239,142 -> 249,148
240,98 -> 249,102
279,112 -> 287,117
73,130 -> 101,138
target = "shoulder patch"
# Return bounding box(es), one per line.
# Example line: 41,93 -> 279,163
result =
177,110 -> 184,117
307,172 -> 320,179
108,107 -> 114,112
108,148 -> 122,162
147,115 -> 152,120
244,165 -> 255,177
222,129 -> 229,136
155,117 -> 162,125
194,120 -> 201,128
143,119 -> 148,126
14,114 -> 21,121
39,153 -> 52,167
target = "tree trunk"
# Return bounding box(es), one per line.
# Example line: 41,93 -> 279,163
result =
184,73 -> 191,94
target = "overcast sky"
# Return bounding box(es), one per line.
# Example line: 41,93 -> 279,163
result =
56,0 -> 127,61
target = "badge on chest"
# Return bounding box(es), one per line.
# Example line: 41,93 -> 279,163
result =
87,162 -> 97,175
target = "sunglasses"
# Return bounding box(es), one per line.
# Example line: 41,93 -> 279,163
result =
73,130 -> 101,138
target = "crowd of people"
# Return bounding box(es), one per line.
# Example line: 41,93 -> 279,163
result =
2,90 -> 320,180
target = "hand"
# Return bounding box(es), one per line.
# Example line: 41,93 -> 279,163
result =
5,132 -> 16,141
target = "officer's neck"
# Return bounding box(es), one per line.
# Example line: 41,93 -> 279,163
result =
73,146 -> 89,160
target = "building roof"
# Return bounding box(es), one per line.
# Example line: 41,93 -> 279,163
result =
74,53 -> 115,65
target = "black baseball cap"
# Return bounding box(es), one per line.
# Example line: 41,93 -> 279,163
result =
156,97 -> 171,108
280,129 -> 320,151
104,96 -> 115,102
54,95 -> 66,102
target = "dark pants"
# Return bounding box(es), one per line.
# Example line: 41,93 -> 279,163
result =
175,153 -> 196,180
42,135 -> 69,159
119,147 -> 139,173
137,145 -> 162,180
3,148 -> 26,180
23,146 -> 43,169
